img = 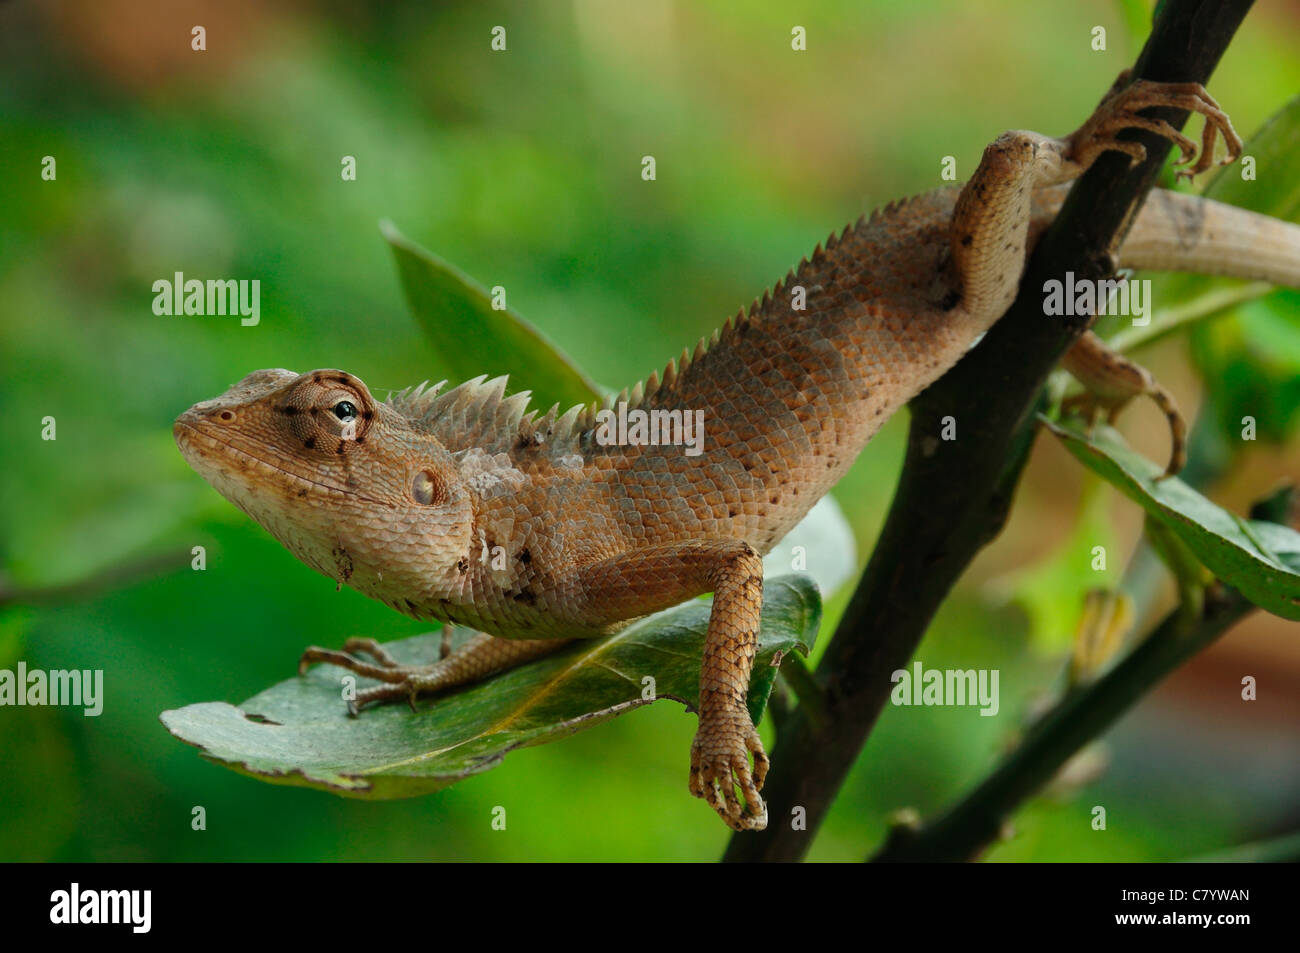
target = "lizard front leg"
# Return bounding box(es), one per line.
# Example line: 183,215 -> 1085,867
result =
299,633 -> 571,713
948,77 -> 1240,475
578,539 -> 768,831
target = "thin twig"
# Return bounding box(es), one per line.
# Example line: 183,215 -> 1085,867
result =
0,548 -> 193,608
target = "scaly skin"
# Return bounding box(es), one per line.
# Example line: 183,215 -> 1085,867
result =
176,79 -> 1300,830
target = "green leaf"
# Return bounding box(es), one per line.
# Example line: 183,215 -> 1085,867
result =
382,220 -> 604,411
1190,295 -> 1300,444
159,575 -> 821,798
1044,418 -> 1300,620
1195,95 -> 1300,217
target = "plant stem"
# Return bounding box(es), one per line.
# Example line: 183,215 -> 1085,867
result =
870,585 -> 1253,862
1108,281 -> 1272,353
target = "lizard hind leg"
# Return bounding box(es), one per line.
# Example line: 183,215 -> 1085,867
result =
1060,331 -> 1187,478
948,77 -> 1242,333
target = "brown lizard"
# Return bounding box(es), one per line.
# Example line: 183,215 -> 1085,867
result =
174,80 -> 1300,831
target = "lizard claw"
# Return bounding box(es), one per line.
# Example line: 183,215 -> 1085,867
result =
689,711 -> 769,831
299,639 -> 449,713
1068,78 -> 1242,181
350,675 -> 437,713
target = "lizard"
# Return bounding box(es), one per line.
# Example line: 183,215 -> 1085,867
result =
174,78 -> 1300,831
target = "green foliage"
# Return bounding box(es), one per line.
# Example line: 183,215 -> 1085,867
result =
998,480 -> 1122,653
161,576 -> 820,797
384,221 -> 604,411
1047,419 -> 1300,618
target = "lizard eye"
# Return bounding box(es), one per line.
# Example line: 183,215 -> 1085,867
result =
332,400 -> 358,423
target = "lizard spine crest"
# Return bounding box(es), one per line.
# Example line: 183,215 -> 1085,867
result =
382,209 -> 901,459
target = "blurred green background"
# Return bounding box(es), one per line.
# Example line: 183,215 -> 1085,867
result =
2,0 -> 1298,862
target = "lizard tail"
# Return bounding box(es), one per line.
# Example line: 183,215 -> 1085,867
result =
1120,189 -> 1300,288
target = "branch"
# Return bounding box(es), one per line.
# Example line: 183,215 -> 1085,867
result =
0,547 -> 192,609
723,0 -> 1255,863
869,585 -> 1255,862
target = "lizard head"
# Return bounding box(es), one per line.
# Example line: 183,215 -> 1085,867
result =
174,368 -> 472,607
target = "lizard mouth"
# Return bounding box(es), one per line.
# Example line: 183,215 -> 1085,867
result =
174,420 -> 395,508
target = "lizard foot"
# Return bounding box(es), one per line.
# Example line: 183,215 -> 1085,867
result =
1067,78 -> 1242,180
298,639 -> 447,714
689,710 -> 769,831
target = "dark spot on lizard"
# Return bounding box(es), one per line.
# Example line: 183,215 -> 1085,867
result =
331,545 -> 353,582
456,558 -> 469,574
303,436 -> 317,450
313,374 -> 323,383
960,234 -> 973,247
363,410 -> 374,420
518,548 -> 532,564
333,375 -> 350,385
336,441 -> 347,454
511,588 -> 537,606
279,405 -> 300,415
941,290 -> 961,310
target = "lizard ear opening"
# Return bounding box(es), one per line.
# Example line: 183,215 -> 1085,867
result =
411,469 -> 449,506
